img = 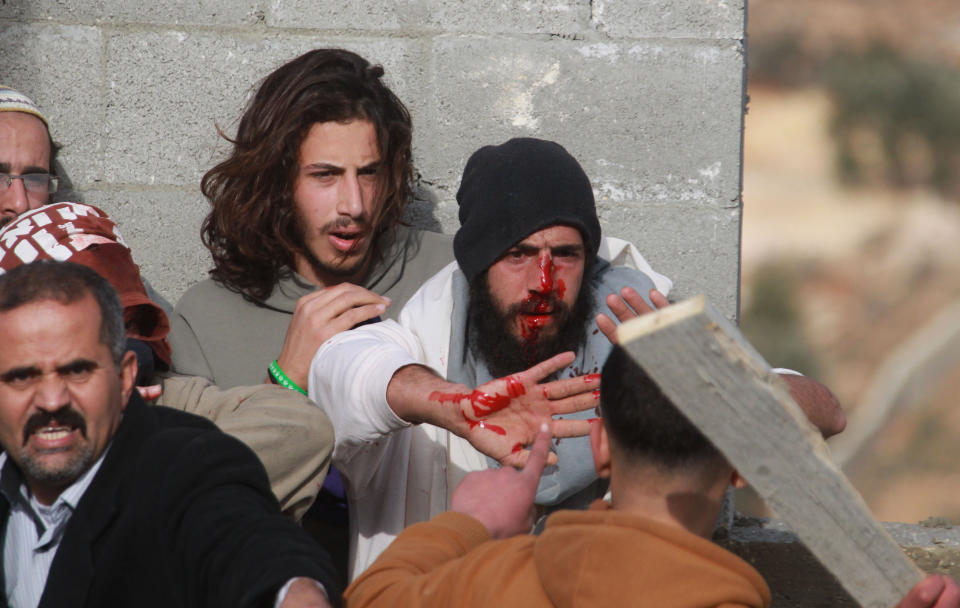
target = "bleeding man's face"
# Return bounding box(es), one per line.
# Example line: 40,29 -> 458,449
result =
485,225 -> 586,344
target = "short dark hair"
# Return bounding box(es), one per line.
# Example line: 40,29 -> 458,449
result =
200,48 -> 414,302
600,345 -> 723,471
0,261 -> 126,364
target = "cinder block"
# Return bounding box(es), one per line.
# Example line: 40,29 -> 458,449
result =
432,200 -> 460,234
267,0 -> 587,34
591,0 -> 745,39
0,24 -> 104,188
427,0 -> 588,34
407,194 -> 459,235
720,517 -> 856,608
84,188 -> 212,304
1,0 -> 262,26
892,521 -> 960,580
596,201 -> 741,319
267,0 -> 429,30
104,32 -> 426,187
419,36 -> 745,207
404,181 -> 455,234
720,516 -> 960,608
105,33 -> 293,188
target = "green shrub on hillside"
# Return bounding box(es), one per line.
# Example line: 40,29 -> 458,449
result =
823,44 -> 960,197
750,39 -> 960,198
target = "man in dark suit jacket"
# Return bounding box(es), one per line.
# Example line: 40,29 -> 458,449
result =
0,260 -> 339,608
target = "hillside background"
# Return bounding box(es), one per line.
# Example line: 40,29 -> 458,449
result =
741,0 -> 960,522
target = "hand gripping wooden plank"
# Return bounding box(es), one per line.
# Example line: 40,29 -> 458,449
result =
616,295 -> 922,608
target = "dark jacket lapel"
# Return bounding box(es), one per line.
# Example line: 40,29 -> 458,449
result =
0,493 -> 9,608
38,395 -> 150,608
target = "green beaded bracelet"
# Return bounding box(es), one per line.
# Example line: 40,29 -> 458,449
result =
268,359 -> 307,396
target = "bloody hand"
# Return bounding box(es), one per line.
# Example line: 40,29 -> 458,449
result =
431,351 -> 597,468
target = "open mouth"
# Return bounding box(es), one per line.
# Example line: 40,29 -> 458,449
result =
27,425 -> 82,451
23,410 -> 87,447
521,313 -> 553,328
519,297 -> 556,316
36,426 -> 73,441
328,229 -> 365,254
531,302 -> 553,314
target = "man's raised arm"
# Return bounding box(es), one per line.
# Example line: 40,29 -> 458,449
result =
385,353 -> 595,468
309,320 -> 596,468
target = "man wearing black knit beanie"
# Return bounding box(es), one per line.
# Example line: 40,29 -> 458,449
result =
452,138 -> 629,381
453,138 -> 602,284
308,137 -> 845,579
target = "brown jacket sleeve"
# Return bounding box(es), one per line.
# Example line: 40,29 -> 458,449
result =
345,512 -> 496,607
156,373 -> 333,521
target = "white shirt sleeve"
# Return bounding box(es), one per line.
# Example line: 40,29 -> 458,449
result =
309,319 -> 423,464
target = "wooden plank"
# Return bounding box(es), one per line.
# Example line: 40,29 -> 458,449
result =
617,295 -> 922,608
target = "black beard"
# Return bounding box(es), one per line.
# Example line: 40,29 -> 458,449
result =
468,269 -> 595,380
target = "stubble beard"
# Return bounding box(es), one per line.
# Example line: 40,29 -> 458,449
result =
467,271 -> 595,380
19,443 -> 94,490
300,242 -> 370,282
295,213 -> 376,284
17,406 -> 93,490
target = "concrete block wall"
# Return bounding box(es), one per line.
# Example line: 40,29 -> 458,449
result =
0,0 -> 746,318
2,3 -> 954,602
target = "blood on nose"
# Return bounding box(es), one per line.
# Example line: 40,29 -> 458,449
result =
538,252 -> 554,293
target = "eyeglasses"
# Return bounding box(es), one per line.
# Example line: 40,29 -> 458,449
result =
0,172 -> 59,195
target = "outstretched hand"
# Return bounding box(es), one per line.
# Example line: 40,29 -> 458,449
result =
896,574 -> 960,608
430,351 -> 598,468
451,422 -> 552,539
596,287 -> 670,344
